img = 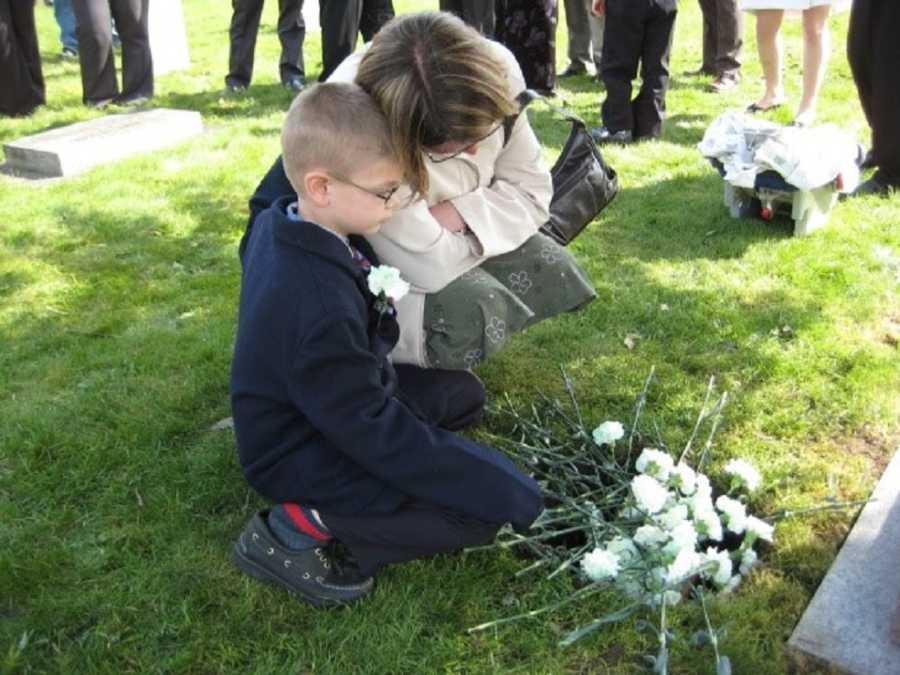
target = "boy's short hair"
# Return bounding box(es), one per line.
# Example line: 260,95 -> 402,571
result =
281,82 -> 396,195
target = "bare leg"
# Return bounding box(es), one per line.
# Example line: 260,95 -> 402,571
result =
753,9 -> 785,108
796,4 -> 831,124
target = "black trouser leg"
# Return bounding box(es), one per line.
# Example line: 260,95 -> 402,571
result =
632,0 -> 676,140
439,0 -> 495,36
359,0 -> 393,42
394,364 -> 486,432
72,0 -> 118,102
714,0 -> 742,77
320,501 -> 500,577
227,0 -> 264,87
0,0 -> 45,116
849,0 -> 900,186
601,0 -> 643,133
698,0 -> 715,73
847,0 -> 873,127
277,0 -> 305,82
868,2 -> 900,185
109,0 -> 152,100
319,0 -> 362,81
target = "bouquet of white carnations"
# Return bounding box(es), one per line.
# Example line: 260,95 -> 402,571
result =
467,370 -> 773,674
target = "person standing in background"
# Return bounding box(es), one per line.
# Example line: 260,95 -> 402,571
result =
694,0 -> 742,92
590,0 -> 678,145
438,0 -> 495,36
318,0 -> 394,81
494,0 -> 558,95
71,0 -> 152,107
847,0 -> 899,197
225,0 -> 306,92
559,0 -> 604,79
52,0 -> 79,57
739,0 -> 832,127
0,0 -> 45,116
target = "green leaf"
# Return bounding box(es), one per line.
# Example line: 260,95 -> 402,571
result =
558,603 -> 642,648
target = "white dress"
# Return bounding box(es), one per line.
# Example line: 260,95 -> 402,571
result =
739,0 -> 832,9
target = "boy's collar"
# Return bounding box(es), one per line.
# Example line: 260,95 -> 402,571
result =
287,200 -> 351,250
271,196 -> 360,275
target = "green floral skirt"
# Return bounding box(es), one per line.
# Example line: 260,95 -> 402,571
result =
423,233 -> 596,369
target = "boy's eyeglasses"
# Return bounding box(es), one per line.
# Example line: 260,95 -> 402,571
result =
329,174 -> 415,209
424,118 -> 509,164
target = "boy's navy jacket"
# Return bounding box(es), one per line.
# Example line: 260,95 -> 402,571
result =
231,196 -> 543,532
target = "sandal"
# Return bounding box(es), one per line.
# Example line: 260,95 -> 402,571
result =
746,100 -> 785,114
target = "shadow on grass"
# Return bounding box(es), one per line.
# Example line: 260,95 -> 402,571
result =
156,83 -> 294,123
595,172 -> 790,263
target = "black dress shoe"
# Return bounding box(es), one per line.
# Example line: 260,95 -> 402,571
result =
232,511 -> 374,607
559,63 -> 588,78
224,81 -> 247,94
684,66 -> 715,77
283,76 -> 306,92
113,94 -> 150,107
858,148 -> 876,170
590,126 -> 633,145
709,73 -> 740,93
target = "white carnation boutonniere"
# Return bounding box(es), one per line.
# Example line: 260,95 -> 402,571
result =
367,265 -> 410,316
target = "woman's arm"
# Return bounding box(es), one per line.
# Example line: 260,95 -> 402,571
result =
447,110 -> 552,259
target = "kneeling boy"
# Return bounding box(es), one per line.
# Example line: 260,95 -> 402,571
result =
230,82 -> 543,606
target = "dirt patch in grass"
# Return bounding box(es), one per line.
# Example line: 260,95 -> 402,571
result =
840,427 -> 899,476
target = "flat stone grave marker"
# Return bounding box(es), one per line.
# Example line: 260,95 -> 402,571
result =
2,108 -> 204,179
788,448 -> 900,675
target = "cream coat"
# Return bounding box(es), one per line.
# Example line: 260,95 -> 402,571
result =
329,42 -> 553,366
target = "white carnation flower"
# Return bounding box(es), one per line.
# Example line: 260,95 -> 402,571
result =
715,495 -> 748,534
739,547 -> 758,575
745,515 -> 775,543
366,265 -> 410,301
724,458 -> 762,492
702,547 -> 734,587
582,548 -> 620,581
666,548 -> 702,585
664,521 -> 698,557
694,508 -> 724,541
591,420 -> 625,446
635,448 -> 675,481
631,475 -> 670,514
669,463 -> 697,495
606,536 -> 639,563
663,590 -> 683,606
694,473 -> 713,498
720,574 -> 743,595
634,524 -> 669,548
689,490 -> 715,518
657,504 -> 689,531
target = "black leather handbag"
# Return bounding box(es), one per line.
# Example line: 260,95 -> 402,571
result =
505,90 -> 619,246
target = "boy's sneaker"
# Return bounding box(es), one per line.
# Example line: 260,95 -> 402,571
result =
232,511 -> 374,607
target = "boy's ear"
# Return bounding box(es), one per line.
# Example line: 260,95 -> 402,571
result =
303,170 -> 332,207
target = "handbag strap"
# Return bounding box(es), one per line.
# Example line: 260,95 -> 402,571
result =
502,89 -> 587,147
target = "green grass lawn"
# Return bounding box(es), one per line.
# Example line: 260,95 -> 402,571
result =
2,1 -> 899,673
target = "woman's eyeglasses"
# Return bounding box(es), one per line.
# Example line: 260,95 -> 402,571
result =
424,118 -> 511,164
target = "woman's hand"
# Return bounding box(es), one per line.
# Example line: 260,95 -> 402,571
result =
429,200 -> 468,233
592,0 -> 606,17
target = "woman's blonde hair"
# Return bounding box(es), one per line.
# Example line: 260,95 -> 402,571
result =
355,11 -> 517,194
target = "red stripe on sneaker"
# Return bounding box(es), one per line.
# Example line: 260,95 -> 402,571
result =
283,503 -> 330,541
